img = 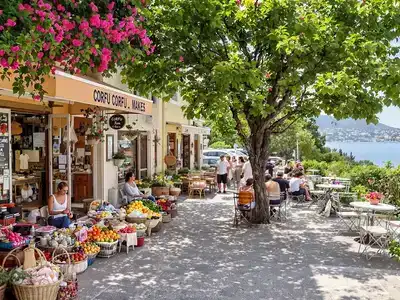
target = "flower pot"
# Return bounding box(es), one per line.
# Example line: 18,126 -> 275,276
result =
152,186 -> 170,197
87,136 -> 99,146
113,159 -> 125,167
169,187 -> 181,197
135,236 -> 145,247
369,198 -> 380,205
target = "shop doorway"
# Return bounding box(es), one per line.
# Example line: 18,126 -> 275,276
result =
10,111 -> 48,210
182,134 -> 190,169
117,131 -> 148,181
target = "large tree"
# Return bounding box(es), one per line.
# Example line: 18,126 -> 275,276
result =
123,0 -> 400,223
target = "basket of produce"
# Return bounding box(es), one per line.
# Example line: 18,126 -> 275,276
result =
80,243 -> 100,266
0,228 -> 30,250
8,245 -> 62,300
88,226 -> 119,258
0,252 -> 18,300
130,223 -> 147,237
38,229 -> 75,252
126,216 -> 147,224
52,248 -> 88,275
57,278 -> 78,300
35,226 -> 57,236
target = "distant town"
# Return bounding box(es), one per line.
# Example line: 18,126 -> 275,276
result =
316,115 -> 400,143
320,128 -> 400,142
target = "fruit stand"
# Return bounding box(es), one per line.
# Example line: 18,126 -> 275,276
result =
0,195 -> 179,300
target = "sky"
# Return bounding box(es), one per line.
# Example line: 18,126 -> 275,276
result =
378,106 -> 400,128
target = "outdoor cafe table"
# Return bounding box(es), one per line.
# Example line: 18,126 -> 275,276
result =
316,184 -> 346,216
350,202 -> 396,226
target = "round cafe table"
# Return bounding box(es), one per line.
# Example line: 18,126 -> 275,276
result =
350,202 -> 396,226
316,184 -> 346,190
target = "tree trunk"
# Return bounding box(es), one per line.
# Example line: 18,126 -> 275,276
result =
248,127 -> 270,224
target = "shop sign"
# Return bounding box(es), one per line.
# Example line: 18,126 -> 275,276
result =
109,114 -> 126,130
93,89 -> 146,113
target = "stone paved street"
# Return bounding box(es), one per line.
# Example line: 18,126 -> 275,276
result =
78,194 -> 400,300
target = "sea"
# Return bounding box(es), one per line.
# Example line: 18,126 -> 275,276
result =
326,142 -> 400,166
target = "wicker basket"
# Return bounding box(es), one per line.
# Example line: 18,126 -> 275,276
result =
96,241 -> 118,258
52,248 -> 88,276
6,246 -> 61,300
126,216 -> 147,224
151,221 -> 163,233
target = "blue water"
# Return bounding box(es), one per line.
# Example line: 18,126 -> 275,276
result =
326,142 -> 400,166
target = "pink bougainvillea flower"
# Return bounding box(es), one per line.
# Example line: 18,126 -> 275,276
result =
10,61 -> 19,70
107,2 -> 115,10
55,34 -> 63,43
0,58 -> 9,68
131,7 -> 137,15
265,73 -> 271,78
0,26 -> 4,32
43,42 -> 50,51
139,16 -> 145,22
89,15 -> 101,28
268,87 -> 273,93
18,3 -> 25,11
5,19 -> 16,27
131,56 -> 135,62
90,47 -> 97,55
236,0 -> 241,5
179,56 -> 184,62
37,52 -> 44,59
0,10 -> 3,15
89,2 -> 99,13
72,39 -> 83,47
33,95 -> 41,101
56,4 -> 65,12
62,19 -> 75,31
0,50 -> 4,56
79,20 -> 89,31
10,45 -> 20,52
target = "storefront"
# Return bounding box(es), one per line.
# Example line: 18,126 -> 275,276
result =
0,69 -> 152,211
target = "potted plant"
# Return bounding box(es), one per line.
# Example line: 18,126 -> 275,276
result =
170,174 -> 182,196
151,175 -> 170,197
82,107 -> 109,145
112,152 -> 126,167
123,123 -> 141,141
365,191 -> 383,205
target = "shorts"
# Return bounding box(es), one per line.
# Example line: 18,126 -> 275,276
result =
217,173 -> 228,184
292,188 -> 306,196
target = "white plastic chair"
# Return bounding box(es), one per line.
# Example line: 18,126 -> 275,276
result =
358,225 -> 391,260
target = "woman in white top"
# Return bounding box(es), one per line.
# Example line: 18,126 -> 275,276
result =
47,182 -> 72,228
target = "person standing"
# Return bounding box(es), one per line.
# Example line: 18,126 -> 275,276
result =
266,159 -> 274,177
233,156 -> 244,189
215,155 -> 229,193
226,156 -> 233,189
241,158 -> 253,187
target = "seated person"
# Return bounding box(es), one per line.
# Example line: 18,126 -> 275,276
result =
273,171 -> 289,200
289,171 -> 311,200
47,182 -> 73,229
238,178 -> 256,209
124,172 -> 156,202
265,174 -> 281,205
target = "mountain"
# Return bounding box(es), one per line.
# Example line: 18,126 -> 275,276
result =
316,115 -> 395,130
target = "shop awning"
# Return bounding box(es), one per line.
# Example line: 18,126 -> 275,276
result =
54,70 -> 152,115
0,69 -> 152,115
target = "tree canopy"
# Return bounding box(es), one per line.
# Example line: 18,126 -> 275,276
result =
124,0 -> 400,222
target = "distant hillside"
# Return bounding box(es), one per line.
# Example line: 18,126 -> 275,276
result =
316,115 -> 394,130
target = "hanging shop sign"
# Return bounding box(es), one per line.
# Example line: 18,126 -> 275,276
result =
109,114 -> 126,130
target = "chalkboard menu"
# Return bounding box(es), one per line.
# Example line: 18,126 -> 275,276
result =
109,114 -> 126,130
0,113 -> 10,203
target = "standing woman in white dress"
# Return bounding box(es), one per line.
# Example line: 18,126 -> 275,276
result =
234,156 -> 244,190
226,156 -> 233,188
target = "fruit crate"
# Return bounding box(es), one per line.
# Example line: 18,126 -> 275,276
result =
96,241 -> 118,258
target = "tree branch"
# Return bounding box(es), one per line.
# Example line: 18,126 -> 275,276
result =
271,117 -> 301,134
230,105 -> 248,144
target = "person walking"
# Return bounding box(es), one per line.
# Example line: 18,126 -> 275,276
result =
215,155 -> 229,193
233,156 -> 244,189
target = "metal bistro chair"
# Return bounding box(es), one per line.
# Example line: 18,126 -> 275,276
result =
333,194 -> 361,234
270,192 -> 288,222
188,179 -> 207,198
233,191 -> 254,227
